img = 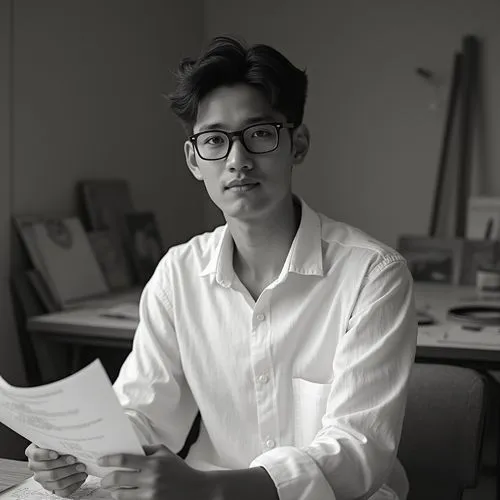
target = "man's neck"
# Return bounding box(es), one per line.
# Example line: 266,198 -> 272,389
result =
228,196 -> 301,285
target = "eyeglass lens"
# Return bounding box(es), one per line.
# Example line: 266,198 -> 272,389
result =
195,124 -> 279,160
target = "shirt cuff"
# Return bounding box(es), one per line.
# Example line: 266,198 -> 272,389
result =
249,446 -> 336,500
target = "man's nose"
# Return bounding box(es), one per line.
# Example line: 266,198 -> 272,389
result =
225,137 -> 254,171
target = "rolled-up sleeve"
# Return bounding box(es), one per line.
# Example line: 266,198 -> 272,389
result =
250,256 -> 417,500
112,261 -> 198,453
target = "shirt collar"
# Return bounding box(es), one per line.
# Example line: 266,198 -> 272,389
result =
199,195 -> 324,285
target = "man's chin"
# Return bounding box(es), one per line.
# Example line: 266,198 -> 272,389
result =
219,202 -> 264,223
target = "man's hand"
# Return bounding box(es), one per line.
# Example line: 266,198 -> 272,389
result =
98,444 -> 213,500
25,443 -> 88,497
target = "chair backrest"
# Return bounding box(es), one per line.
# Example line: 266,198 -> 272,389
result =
398,363 -> 488,500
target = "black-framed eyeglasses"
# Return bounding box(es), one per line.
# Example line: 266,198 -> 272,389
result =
189,122 -> 295,161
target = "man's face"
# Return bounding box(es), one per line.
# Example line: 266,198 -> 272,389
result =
184,83 -> 308,222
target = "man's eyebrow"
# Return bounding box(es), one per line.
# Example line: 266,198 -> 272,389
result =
197,115 -> 277,133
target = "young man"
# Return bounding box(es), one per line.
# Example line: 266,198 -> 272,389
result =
26,36 -> 417,500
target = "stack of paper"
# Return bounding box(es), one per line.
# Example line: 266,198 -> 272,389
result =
0,475 -> 110,499
0,360 -> 144,480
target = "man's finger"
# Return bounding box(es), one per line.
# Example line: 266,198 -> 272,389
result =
28,455 -> 79,472
143,444 -> 169,456
109,488 -> 145,500
101,470 -> 142,489
45,472 -> 88,492
51,476 -> 87,498
33,463 -> 86,482
97,453 -> 144,469
25,444 -> 59,461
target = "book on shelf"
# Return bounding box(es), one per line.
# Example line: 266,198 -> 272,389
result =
14,215 -> 109,308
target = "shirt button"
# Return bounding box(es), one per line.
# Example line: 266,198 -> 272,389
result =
256,313 -> 265,321
265,439 -> 276,449
257,374 -> 269,384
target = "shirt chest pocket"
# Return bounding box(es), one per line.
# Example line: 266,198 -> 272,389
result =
292,378 -> 332,448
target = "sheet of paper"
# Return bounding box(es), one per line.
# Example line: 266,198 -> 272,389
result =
0,360 -> 144,477
0,475 -> 110,499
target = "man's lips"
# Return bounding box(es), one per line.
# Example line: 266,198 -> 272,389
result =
225,183 -> 259,192
225,181 -> 259,190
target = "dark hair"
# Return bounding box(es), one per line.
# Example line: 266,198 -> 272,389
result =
166,35 -> 308,134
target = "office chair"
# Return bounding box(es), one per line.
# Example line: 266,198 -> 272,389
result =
398,363 -> 488,500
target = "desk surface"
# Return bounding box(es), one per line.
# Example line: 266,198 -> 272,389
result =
0,459 -> 31,493
28,289 -> 140,346
27,282 -> 500,367
28,307 -> 137,341
413,283 -> 500,367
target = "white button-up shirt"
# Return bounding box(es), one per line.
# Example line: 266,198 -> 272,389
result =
113,196 -> 417,500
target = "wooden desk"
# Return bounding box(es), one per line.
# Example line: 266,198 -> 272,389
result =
0,459 -> 31,493
28,307 -> 136,349
27,288 -> 141,348
414,283 -> 500,370
27,293 -> 138,380
27,282 -> 500,372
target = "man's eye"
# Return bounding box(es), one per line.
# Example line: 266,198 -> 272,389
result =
252,129 -> 272,138
204,135 -> 224,146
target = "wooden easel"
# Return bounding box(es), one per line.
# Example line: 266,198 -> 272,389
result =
429,35 -> 481,238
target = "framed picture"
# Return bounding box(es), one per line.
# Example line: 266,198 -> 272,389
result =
26,269 -> 59,313
459,239 -> 499,286
124,212 -> 164,284
397,235 -> 464,285
13,214 -> 69,305
466,196 -> 500,240
14,215 -> 53,277
78,179 -> 134,234
87,230 -> 135,290
14,216 -> 109,307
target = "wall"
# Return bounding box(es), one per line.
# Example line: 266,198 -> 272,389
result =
204,0 -> 500,247
0,0 -> 205,459
0,0 -> 30,460
13,0 -> 207,247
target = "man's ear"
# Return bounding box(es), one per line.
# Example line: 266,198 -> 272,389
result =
184,140 -> 204,181
291,124 -> 310,165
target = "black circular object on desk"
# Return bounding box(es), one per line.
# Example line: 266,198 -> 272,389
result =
447,305 -> 500,326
